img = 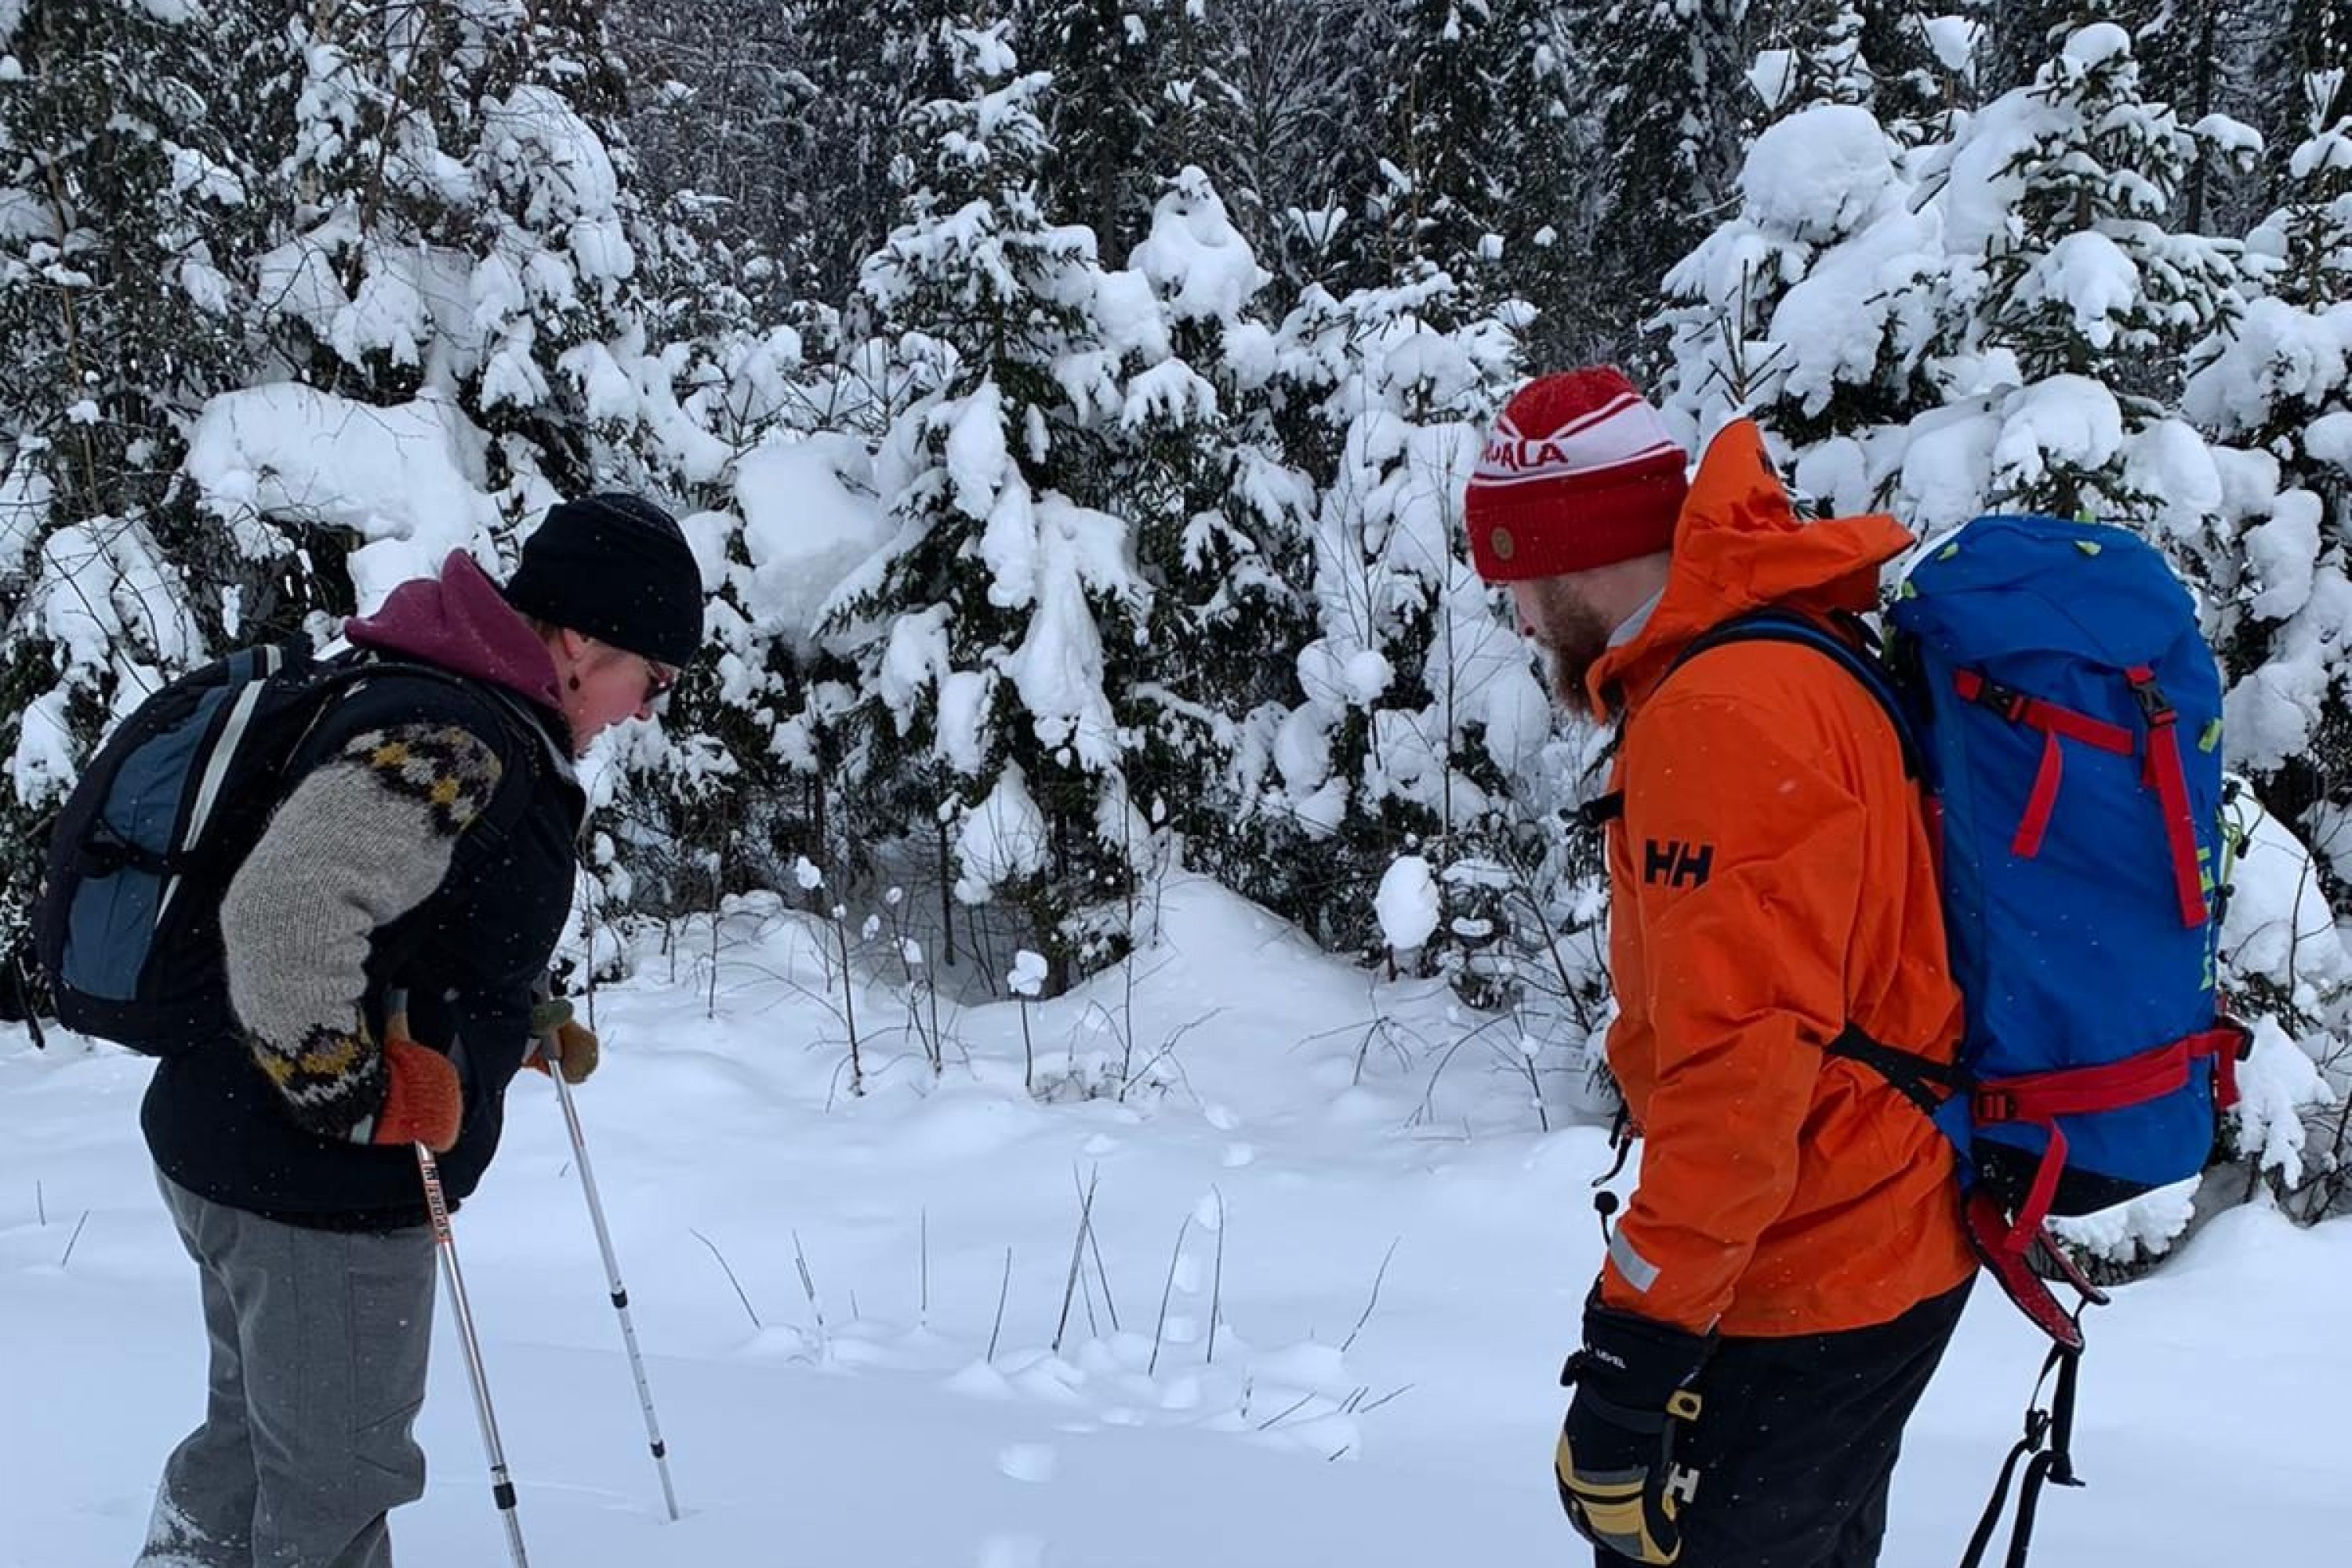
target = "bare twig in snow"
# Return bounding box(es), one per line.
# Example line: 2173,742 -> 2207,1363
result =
1343,1238 -> 1403,1352
1080,1170 -> 1120,1332
792,1229 -> 829,1340
988,1246 -> 1014,1362
1053,1167 -> 1102,1353
690,1227 -> 763,1329
1207,1186 -> 1226,1365
1256,1390 -> 1318,1431
1148,1214 -> 1189,1377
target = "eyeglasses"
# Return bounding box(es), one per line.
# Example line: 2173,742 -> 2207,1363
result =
586,638 -> 678,706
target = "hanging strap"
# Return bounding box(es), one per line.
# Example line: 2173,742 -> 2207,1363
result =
1951,670 -> 2133,860
1952,665 -> 2209,924
1958,1345 -> 2084,1568
2201,1018 -> 2249,1112
2012,732 -> 2063,859
2126,667 -> 2211,929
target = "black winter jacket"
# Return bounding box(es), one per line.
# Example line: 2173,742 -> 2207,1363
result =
143,554 -> 584,1230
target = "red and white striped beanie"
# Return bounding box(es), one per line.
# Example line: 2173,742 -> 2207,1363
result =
1463,367 -> 1689,582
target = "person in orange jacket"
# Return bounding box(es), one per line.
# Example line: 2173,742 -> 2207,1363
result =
1464,368 -> 1976,1567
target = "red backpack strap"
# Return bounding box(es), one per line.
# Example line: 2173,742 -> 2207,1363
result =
2127,668 -> 2210,928
1951,671 -> 2132,858
1971,1036 -> 2203,1250
1964,1192 -> 2093,1350
2188,1019 -> 2252,1111
1953,670 -> 2135,753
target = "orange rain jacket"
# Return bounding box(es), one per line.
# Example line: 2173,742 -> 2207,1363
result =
1586,420 -> 1976,1338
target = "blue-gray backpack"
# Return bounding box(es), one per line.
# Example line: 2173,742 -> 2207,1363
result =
31,635 -> 480,1055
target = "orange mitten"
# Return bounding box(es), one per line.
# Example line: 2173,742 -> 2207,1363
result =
523,996 -> 599,1085
374,1034 -> 463,1152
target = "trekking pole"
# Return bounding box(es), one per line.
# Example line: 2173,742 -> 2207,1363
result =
544,1020 -> 681,1520
418,1142 -> 532,1568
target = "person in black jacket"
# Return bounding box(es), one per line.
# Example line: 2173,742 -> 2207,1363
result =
134,494 -> 705,1568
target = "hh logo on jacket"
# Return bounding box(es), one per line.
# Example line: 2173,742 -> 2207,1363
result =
1642,838 -> 1713,889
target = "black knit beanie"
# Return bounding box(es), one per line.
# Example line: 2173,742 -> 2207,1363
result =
503,493 -> 705,668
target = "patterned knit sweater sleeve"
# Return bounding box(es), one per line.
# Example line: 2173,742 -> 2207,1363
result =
220,722 -> 505,1142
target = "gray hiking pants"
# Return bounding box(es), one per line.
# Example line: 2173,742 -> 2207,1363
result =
137,1170 -> 436,1568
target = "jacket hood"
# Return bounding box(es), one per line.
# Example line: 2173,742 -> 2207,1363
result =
344,550 -> 568,726
1585,419 -> 1913,719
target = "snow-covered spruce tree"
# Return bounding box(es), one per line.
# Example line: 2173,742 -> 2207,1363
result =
2179,73 -> 2352,1217
1657,96 -> 1942,477
831,19 -> 1158,989
2247,0 -> 2352,212
262,0 -> 682,512
1181,0 -> 1380,296
0,0 -> 284,982
1569,0 -> 1752,376
1746,0 -> 1958,139
1962,5 -> 2268,237
1655,10 -> 1994,506
249,0 -> 760,933
1661,9 -> 1973,460
572,2 -> 920,942
1865,1 -> 1972,138
1370,0 -> 1572,344
1975,0 -> 2074,96
2127,2 -> 2268,234
2187,72 -> 2352,844
1749,0 -> 1875,118
1027,0 -> 1171,258
1133,0 -> 1230,216
1889,21 -> 2252,544
2202,785 -> 2350,1222
1105,167 -> 1321,913
661,289 -> 916,916
1247,268 -> 1564,1007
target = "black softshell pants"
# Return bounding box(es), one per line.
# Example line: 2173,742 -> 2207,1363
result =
1598,1277 -> 1973,1568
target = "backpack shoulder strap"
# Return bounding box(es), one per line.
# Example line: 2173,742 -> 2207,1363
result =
299,655 -> 561,796
277,657 -> 572,882
285,660 -> 571,996
1664,608 -> 1922,779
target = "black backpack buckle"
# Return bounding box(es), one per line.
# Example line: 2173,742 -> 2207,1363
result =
2129,675 -> 2175,724
1969,678 -> 2030,723
78,824 -> 176,879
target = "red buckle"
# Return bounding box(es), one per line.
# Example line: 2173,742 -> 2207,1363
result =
1974,1087 -> 2020,1123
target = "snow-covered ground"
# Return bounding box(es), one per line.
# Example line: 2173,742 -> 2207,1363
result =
5,876 -> 2346,1566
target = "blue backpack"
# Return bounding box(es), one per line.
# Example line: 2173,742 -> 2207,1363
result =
1642,513 -> 2246,1568
1671,514 -> 2244,1346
